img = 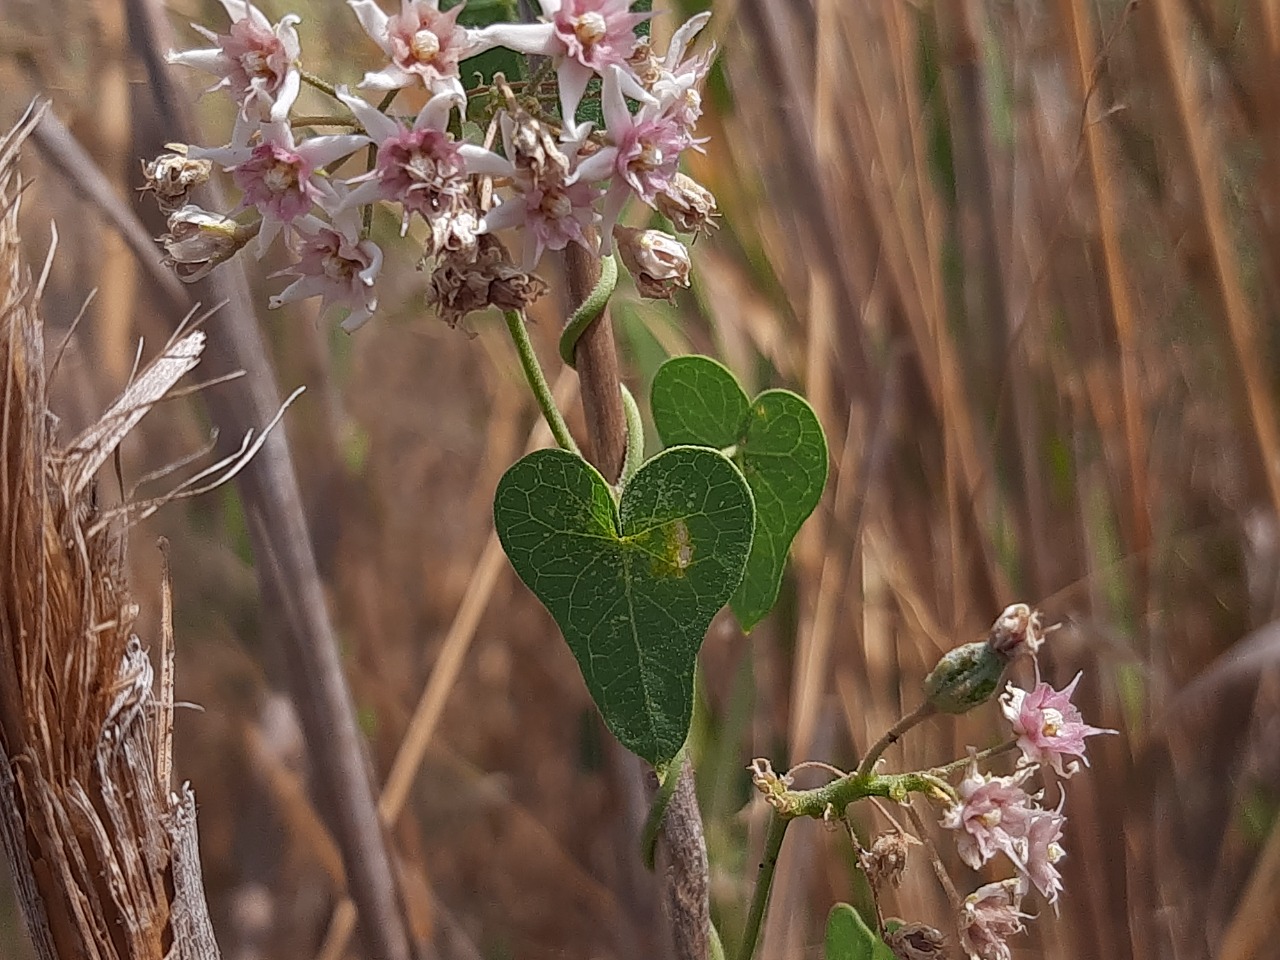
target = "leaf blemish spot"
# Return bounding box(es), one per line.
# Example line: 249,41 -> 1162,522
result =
667,519 -> 694,574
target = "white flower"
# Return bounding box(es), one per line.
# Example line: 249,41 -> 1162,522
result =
348,0 -> 478,98
269,212 -> 383,331
193,123 -> 368,254
336,87 -> 511,236
471,0 -> 652,138
167,0 -> 302,144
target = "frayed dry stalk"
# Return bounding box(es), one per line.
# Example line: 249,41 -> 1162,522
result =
0,101 -> 220,960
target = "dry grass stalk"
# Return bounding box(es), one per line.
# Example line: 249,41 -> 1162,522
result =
0,102 -> 218,960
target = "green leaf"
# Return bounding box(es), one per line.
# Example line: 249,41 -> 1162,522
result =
650,356 -> 828,631
825,904 -> 895,960
493,446 -> 754,765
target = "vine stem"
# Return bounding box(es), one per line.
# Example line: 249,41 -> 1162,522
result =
855,700 -> 937,778
563,243 -> 708,960
504,311 -> 580,456
736,811 -> 789,960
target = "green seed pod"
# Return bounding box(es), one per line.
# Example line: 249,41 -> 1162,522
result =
922,640 -> 1008,714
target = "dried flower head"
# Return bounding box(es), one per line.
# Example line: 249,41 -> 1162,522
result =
860,831 -> 913,889
426,234 -> 547,328
748,757 -> 793,812
986,603 -> 1046,659
139,148 -> 213,214
655,172 -> 718,237
501,107 -> 571,185
958,879 -> 1027,960
884,922 -> 949,960
614,226 -> 690,300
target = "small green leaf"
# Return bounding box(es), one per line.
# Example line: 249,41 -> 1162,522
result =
493,446 -> 754,765
651,356 -> 828,631
825,904 -> 895,960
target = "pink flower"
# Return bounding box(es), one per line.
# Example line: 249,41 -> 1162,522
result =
481,179 -> 599,268
478,114 -> 599,267
1000,671 -> 1115,777
337,88 -> 511,233
571,65 -> 699,247
269,213 -> 383,331
941,762 -> 1037,870
471,0 -> 650,137
550,0 -> 646,71
958,879 -> 1028,960
194,123 -> 368,253
348,0 -> 476,97
1011,804 -> 1067,906
651,11 -> 715,128
168,0 -> 301,142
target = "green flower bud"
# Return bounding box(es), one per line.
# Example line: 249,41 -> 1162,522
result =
922,640 -> 1008,714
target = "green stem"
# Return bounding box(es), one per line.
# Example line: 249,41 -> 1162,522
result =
290,115 -> 361,129
640,744 -> 686,870
929,739 -> 1019,779
504,311 -> 579,456
736,812 -> 788,960
299,69 -> 339,100
776,769 -> 953,821
708,919 -> 726,960
559,254 -> 619,366
619,382 -> 645,486
855,700 -> 936,778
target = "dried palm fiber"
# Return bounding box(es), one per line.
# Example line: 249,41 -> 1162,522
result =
0,102 -> 219,960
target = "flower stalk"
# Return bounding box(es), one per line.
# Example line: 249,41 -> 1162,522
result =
504,310 -> 579,456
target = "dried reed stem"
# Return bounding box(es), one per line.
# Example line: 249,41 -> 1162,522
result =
1147,0 -> 1280,520
0,101 -> 219,960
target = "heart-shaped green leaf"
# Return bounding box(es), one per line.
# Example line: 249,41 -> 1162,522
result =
651,356 -> 828,631
493,446 -> 754,766
825,904 -> 895,960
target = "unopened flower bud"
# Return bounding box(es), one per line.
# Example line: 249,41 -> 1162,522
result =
924,604 -> 1048,714
159,205 -> 256,283
985,603 -> 1046,659
884,922 -> 948,960
748,757 -> 794,812
655,172 -> 718,237
614,226 -> 690,301
923,640 -> 1007,715
139,146 -> 212,214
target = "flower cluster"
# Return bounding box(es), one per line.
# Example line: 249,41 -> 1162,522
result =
941,656 -> 1114,960
150,0 -> 718,330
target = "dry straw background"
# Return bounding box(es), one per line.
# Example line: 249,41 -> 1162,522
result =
0,0 -> 1277,958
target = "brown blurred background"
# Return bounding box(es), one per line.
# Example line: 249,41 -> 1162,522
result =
1,0 -> 1277,958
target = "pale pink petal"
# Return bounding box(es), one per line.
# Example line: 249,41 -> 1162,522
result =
349,0 -> 394,54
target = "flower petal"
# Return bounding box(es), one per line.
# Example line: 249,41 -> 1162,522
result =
349,0 -> 393,54
337,87 -> 400,143
470,21 -> 558,58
